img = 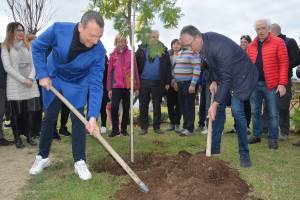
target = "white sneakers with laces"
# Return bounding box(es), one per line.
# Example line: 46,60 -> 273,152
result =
29,156 -> 91,181
74,160 -> 92,181
29,155 -> 51,175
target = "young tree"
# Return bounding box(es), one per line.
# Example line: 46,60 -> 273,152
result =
6,0 -> 55,34
89,0 -> 182,46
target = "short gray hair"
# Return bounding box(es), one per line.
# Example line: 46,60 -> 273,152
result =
80,10 -> 104,28
180,25 -> 202,37
151,30 -> 159,36
254,18 -> 271,29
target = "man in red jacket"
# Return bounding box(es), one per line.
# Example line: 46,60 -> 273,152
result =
247,19 -> 289,149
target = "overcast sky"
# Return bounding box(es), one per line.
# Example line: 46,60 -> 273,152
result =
0,0 -> 299,53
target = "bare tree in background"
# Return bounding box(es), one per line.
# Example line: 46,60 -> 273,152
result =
6,0 -> 55,34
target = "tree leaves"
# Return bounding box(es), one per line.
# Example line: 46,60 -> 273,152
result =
90,0 -> 182,45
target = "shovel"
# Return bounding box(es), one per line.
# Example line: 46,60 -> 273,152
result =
50,86 -> 149,193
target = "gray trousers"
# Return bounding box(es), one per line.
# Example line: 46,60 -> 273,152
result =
0,89 -> 5,139
262,80 -> 292,135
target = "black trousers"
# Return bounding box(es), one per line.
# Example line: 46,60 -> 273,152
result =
198,84 -> 207,128
177,81 -> 196,132
139,80 -> 162,130
100,91 -> 108,127
262,79 -> 292,135
166,87 -> 181,125
0,89 -> 5,139
54,103 -> 70,130
111,88 -> 130,133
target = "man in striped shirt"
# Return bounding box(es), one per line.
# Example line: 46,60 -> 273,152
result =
174,47 -> 201,136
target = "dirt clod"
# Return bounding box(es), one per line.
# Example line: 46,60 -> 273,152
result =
92,151 -> 257,200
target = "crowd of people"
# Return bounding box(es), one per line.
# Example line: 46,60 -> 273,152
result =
0,11 -> 300,180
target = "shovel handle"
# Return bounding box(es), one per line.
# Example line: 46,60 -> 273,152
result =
50,86 -> 149,193
206,91 -> 215,157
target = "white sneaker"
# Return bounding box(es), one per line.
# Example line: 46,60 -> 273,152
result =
201,127 -> 208,135
100,126 -> 107,134
74,160 -> 92,181
179,129 -> 193,136
29,155 -> 50,175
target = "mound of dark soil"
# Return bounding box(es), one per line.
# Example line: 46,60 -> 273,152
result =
92,151 -> 256,200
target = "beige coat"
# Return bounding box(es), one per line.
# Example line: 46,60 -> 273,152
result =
1,42 -> 40,101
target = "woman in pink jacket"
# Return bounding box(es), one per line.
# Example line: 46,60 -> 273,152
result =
107,34 -> 140,137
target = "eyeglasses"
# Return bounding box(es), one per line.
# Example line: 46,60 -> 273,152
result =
189,36 -> 195,45
182,36 -> 195,48
16,29 -> 24,32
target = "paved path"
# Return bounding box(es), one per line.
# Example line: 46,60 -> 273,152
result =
0,144 -> 37,200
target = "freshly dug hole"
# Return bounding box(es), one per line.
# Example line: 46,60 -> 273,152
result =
92,151 -> 257,200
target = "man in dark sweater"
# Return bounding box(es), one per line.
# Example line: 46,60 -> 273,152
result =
0,43 -> 13,146
136,30 -> 172,135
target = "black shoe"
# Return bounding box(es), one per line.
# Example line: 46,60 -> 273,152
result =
27,137 -> 37,146
248,136 -> 261,144
15,138 -> 25,148
166,124 -> 175,131
121,131 -> 129,136
292,140 -> 300,147
226,128 -> 236,134
59,128 -> 71,136
0,138 -> 13,146
268,139 -> 278,149
154,129 -> 165,134
109,132 -> 120,137
240,156 -> 252,168
139,129 -> 148,135
53,130 -> 61,140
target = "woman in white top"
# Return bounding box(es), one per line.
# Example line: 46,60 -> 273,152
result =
1,22 -> 41,148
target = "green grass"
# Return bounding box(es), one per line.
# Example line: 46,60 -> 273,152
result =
13,108 -> 300,200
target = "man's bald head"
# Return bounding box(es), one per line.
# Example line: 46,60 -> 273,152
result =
271,23 -> 281,36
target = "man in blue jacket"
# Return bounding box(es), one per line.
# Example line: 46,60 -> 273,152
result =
180,25 -> 258,167
29,11 -> 106,180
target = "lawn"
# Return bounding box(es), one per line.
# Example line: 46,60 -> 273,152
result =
16,108 -> 300,200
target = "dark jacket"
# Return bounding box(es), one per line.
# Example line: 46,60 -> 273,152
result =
0,43 -> 7,90
278,34 -> 300,78
201,32 -> 258,104
135,42 -> 172,87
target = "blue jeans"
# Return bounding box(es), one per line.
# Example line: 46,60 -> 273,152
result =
250,81 -> 278,140
212,95 -> 249,157
39,97 -> 86,162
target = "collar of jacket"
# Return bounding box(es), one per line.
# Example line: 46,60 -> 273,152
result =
252,33 -> 274,47
112,45 -> 129,55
